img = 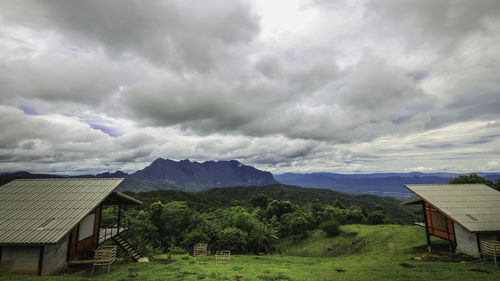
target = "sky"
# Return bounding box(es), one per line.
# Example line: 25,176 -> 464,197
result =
0,0 -> 500,175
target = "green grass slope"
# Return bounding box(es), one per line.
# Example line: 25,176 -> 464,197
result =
2,225 -> 499,281
279,224 -> 426,257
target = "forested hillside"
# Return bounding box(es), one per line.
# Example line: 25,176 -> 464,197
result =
118,183 -> 416,258
124,184 -> 413,222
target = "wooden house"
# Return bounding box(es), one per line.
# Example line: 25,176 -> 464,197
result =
402,184 -> 500,257
0,178 -> 142,275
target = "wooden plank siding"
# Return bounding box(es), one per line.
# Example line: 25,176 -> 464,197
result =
425,202 -> 455,241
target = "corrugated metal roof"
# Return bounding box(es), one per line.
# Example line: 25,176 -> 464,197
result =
0,178 -> 124,245
404,184 -> 500,232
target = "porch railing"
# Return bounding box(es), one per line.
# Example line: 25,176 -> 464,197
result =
99,217 -> 129,243
411,213 -> 425,226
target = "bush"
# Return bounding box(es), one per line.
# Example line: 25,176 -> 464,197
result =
169,246 -> 188,255
367,211 -> 385,225
320,220 -> 340,237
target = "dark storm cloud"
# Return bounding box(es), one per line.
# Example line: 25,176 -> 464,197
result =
0,0 -> 259,71
0,53 -> 124,105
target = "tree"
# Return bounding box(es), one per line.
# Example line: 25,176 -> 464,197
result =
251,194 -> 269,208
449,173 -> 497,190
332,199 -> 345,209
126,209 -> 162,258
280,211 -> 312,237
367,211 -> 385,225
160,201 -> 195,252
494,179 -> 500,191
320,219 -> 340,237
265,200 -> 294,220
310,199 -> 324,223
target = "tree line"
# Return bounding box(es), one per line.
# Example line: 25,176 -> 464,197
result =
122,195 -> 395,258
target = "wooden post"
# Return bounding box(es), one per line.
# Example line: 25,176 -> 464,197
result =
74,226 -> 80,254
117,200 -> 122,235
66,231 -> 73,262
422,203 -> 431,253
96,204 -> 103,247
37,246 -> 45,276
476,234 -> 482,257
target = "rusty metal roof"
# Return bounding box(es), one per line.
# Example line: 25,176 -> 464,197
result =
0,178 -> 125,245
404,184 -> 500,233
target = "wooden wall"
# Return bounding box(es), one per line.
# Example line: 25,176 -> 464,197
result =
424,202 -> 455,241
68,207 -> 101,257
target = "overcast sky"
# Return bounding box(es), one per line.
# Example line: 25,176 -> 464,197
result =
1,0 -> 500,175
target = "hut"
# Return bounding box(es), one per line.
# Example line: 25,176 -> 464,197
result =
0,178 -> 142,275
402,184 -> 500,257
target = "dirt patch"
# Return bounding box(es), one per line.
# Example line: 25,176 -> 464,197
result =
153,258 -> 176,264
58,262 -> 92,276
335,269 -> 345,273
412,243 -> 449,254
399,263 -> 416,269
469,268 -> 491,274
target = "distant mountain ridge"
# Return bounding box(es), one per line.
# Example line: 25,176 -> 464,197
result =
124,158 -> 278,189
2,164 -> 499,197
274,172 -> 500,199
0,159 -> 278,192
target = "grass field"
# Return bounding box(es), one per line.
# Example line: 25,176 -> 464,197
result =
1,225 -> 499,281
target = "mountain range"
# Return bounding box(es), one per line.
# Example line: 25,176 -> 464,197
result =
96,158 -> 278,191
275,172 -> 500,199
1,159 -> 499,198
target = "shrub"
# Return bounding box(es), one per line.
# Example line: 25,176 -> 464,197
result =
367,211 -> 385,225
320,220 -> 340,237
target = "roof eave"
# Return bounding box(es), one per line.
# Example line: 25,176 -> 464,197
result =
0,242 -> 58,247
400,197 -> 424,205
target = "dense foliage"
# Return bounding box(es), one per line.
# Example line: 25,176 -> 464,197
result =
123,193 -> 398,258
450,173 -> 500,190
124,184 -> 413,222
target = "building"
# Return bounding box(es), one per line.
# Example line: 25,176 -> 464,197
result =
0,178 -> 142,275
402,184 -> 500,257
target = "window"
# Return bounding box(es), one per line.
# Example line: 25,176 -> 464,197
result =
78,213 -> 95,241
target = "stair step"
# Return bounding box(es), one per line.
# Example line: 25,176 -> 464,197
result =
112,236 -> 143,260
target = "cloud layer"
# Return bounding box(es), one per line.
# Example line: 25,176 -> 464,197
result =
1,0 -> 500,174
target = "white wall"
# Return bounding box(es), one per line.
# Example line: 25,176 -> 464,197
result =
454,223 -> 479,257
0,235 -> 70,275
42,234 -> 69,275
0,246 -> 40,275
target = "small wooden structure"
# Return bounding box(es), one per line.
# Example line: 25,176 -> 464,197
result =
0,178 -> 143,276
91,246 -> 117,275
193,243 -> 208,257
215,250 -> 231,265
481,240 -> 500,266
402,184 -> 500,257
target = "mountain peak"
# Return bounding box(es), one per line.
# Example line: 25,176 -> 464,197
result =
129,158 -> 277,189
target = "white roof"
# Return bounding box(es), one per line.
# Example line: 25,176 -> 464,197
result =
0,178 -> 124,245
404,184 -> 500,232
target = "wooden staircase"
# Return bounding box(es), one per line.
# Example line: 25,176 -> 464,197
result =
112,235 -> 143,261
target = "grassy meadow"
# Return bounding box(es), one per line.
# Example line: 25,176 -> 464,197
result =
1,225 -> 499,280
